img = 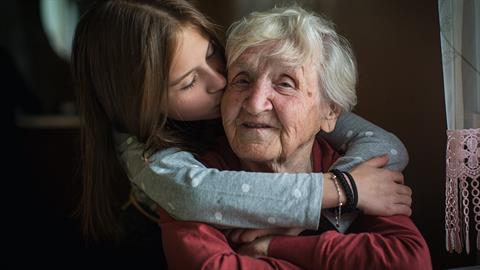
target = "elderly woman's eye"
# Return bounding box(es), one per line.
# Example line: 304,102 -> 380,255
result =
236,79 -> 250,85
279,82 -> 294,88
277,76 -> 296,89
231,73 -> 250,88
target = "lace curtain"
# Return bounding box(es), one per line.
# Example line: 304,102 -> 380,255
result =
440,0 -> 480,254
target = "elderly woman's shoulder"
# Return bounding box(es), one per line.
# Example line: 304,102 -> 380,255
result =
315,137 -> 341,172
198,135 -> 242,171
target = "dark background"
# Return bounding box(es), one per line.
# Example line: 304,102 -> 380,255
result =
2,0 -> 475,269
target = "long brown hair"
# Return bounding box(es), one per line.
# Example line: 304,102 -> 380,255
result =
71,0 -> 223,241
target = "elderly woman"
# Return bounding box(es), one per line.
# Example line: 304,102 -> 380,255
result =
157,6 -> 431,270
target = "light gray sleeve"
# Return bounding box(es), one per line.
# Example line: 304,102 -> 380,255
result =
319,112 -> 409,172
116,137 -> 323,230
319,111 -> 409,232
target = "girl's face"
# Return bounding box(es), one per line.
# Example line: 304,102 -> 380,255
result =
167,25 -> 226,121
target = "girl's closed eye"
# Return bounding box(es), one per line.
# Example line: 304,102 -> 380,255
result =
181,74 -> 198,90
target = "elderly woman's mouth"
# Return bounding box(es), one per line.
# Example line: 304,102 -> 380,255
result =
242,122 -> 273,129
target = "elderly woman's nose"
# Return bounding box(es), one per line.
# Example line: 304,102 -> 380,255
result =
242,81 -> 273,114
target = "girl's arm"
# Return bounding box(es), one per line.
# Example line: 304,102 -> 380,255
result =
116,137 -> 323,229
115,112 -> 408,229
321,112 -> 409,172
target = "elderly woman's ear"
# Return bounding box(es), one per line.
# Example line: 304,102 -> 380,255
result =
320,103 -> 340,133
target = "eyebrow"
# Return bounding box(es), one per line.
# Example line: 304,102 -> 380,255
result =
231,60 -> 297,76
230,61 -> 253,73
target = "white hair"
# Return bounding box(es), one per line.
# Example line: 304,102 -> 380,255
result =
226,6 -> 357,111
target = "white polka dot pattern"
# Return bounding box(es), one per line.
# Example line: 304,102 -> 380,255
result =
293,189 -> 302,198
215,212 -> 223,220
191,178 -> 201,187
241,184 -> 250,193
268,217 -> 276,224
365,131 -> 374,136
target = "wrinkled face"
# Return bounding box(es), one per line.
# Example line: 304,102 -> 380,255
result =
168,25 -> 226,121
222,47 -> 335,167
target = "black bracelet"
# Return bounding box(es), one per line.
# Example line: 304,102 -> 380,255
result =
330,169 -> 355,212
343,171 -> 358,209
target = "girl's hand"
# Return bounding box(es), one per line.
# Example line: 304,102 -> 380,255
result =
351,155 -> 412,216
225,228 -> 304,244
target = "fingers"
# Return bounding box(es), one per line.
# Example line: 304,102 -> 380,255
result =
227,229 -> 245,243
387,192 -> 412,216
228,229 -> 278,244
237,243 -> 254,257
285,227 -> 305,236
397,185 -> 412,196
389,171 -> 404,184
228,228 -> 301,244
237,236 -> 272,258
391,203 -> 412,216
239,229 -> 269,243
364,154 -> 390,168
395,193 -> 412,207
237,241 -> 261,257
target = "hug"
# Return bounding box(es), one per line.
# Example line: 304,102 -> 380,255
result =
72,0 -> 431,269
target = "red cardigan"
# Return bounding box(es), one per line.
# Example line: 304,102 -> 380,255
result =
157,138 -> 432,270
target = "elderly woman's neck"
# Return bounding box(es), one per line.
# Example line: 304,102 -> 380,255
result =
240,143 -> 314,173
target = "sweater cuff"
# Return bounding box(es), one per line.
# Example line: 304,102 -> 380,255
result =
304,173 -> 323,230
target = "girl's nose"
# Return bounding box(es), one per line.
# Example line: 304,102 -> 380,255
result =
207,68 -> 226,94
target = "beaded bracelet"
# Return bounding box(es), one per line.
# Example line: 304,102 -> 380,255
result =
330,173 -> 343,227
330,169 -> 356,212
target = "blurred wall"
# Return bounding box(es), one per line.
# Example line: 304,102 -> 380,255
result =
1,1 -> 73,114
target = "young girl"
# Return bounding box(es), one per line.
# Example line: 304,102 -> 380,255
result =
72,0 -> 411,242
